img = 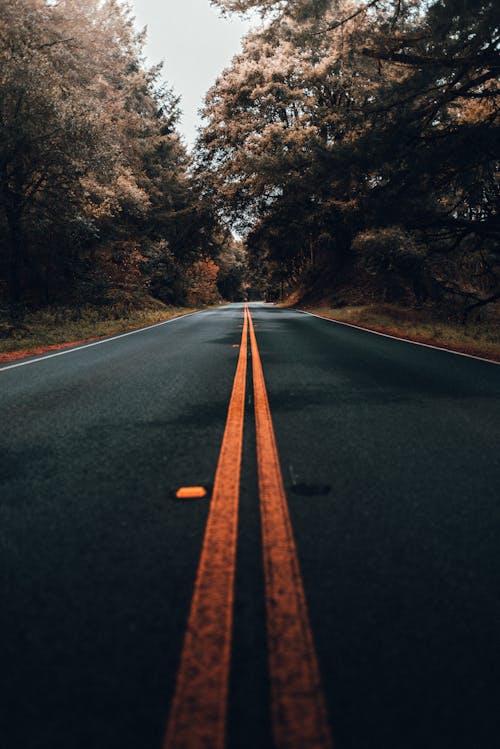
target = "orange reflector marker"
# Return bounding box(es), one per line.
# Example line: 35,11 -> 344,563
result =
175,486 -> 208,500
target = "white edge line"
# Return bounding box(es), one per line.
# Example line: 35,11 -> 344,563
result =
0,309 -> 205,373
297,309 -> 500,366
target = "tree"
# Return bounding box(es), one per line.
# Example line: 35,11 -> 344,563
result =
199,0 -> 499,311
216,238 -> 249,300
0,0 -> 228,319
0,0 -> 150,314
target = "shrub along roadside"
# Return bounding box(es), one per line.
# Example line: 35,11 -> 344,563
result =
3,301 -> 497,365
0,301 -> 202,363
296,304 -> 500,363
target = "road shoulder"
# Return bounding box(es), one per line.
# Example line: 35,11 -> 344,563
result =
295,304 -> 500,364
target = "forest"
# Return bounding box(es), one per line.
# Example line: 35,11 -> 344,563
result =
0,0 -> 498,336
202,0 -> 498,318
0,0 -> 245,328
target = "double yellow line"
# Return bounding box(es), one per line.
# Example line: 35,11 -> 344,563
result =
164,306 -> 333,749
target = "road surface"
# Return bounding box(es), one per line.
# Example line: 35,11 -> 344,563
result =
1,303 -> 499,749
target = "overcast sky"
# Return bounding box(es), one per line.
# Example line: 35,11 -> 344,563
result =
131,0 -> 257,150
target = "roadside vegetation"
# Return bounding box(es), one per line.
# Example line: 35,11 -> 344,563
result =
0,0 -> 246,337
294,302 -> 500,362
1,1 -> 497,359
200,0 -> 498,338
0,300 -> 204,362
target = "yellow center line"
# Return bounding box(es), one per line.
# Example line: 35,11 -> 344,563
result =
248,308 -> 334,749
163,305 -> 249,749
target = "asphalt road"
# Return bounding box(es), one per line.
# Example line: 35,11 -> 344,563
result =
1,302 -> 499,749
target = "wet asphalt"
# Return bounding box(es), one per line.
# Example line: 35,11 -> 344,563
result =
1,302 -> 499,749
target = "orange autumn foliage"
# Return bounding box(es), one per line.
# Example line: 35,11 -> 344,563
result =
184,258 -> 220,306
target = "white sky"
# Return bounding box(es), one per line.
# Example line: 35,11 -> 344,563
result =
130,0 -> 257,150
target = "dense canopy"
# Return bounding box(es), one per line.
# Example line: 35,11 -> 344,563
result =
1,0 -> 498,319
202,0 -> 499,311
0,0 -> 237,319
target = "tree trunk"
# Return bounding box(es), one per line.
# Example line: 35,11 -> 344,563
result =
5,204 -> 26,322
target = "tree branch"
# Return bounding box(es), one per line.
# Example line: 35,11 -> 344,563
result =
313,0 -> 381,36
362,47 -> 500,71
463,290 -> 500,321
33,37 -> 76,51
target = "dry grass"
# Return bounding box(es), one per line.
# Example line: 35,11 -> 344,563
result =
2,300 -> 498,364
297,303 -> 500,362
0,301 -> 201,363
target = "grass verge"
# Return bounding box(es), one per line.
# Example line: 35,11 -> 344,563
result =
296,303 -> 500,363
0,302 -> 202,363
